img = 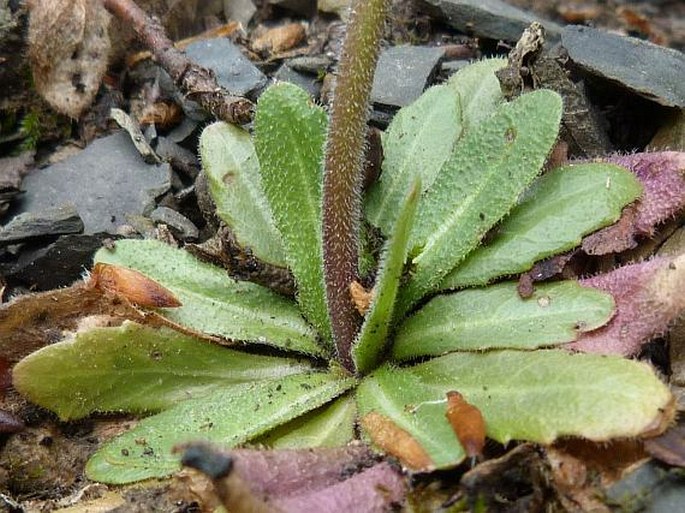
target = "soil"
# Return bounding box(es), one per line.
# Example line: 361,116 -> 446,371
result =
1,0 -> 684,511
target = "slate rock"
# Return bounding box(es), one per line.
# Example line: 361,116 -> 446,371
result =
562,25 -> 685,108
150,206 -> 199,241
0,204 -> 83,246
16,132 -> 171,235
0,151 -> 33,217
223,0 -> 257,26
184,38 -> 267,99
371,46 -> 446,108
274,63 -> 322,99
605,460 -> 685,513
7,233 -> 119,291
419,0 -> 561,42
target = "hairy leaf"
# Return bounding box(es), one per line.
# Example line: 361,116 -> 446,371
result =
582,151 -> 685,254
254,83 -> 331,342
12,322 -> 312,420
569,254 -> 685,355
364,85 -> 460,233
353,180 -> 420,373
86,372 -> 355,483
365,58 -> 506,236
94,240 -> 323,356
200,121 -> 286,266
442,163 -> 643,288
358,350 -> 672,469
393,281 -> 614,360
401,90 -> 563,310
256,395 -> 356,449
446,57 -> 506,128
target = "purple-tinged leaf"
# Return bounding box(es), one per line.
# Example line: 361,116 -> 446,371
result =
567,255 -> 685,355
180,443 -> 406,512
583,152 -> 685,255
229,445 -> 374,497
274,462 -> 406,513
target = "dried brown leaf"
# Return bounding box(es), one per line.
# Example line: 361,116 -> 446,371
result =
252,23 -> 306,55
28,0 -> 111,118
445,391 -> 486,458
89,263 -> 182,308
361,412 -> 433,471
349,280 -> 373,316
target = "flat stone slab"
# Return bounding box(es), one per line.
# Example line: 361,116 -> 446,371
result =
184,38 -> 267,98
419,0 -> 561,42
371,46 -> 446,108
17,132 -> 171,235
562,25 -> 685,108
0,204 -> 83,245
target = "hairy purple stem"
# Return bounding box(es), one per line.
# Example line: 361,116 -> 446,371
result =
322,0 -> 388,372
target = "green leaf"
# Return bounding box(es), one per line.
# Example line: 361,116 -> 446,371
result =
446,57 -> 506,128
255,394 -> 356,449
402,90 -> 563,310
12,322 -> 313,420
86,372 -> 356,484
392,281 -> 615,360
94,240 -> 323,356
254,82 -> 331,343
357,367 -> 464,469
353,180 -> 420,373
364,58 -> 506,236
358,350 -> 672,468
441,163 -> 643,288
199,121 -> 286,267
365,85 -> 461,234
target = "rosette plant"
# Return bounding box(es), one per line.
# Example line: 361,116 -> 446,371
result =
12,0 -> 673,485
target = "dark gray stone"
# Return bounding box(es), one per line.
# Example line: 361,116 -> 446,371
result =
267,0 -> 316,16
184,38 -> 267,98
371,46 -> 446,108
288,56 -> 332,74
0,151 -> 32,217
419,0 -> 561,42
606,460 -> 685,513
0,204 -> 83,245
562,25 -> 685,108
7,233 -> 119,291
274,63 -> 322,99
17,132 -> 171,235
150,206 -> 199,241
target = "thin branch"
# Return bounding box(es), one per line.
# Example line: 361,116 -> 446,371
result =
103,0 -> 253,125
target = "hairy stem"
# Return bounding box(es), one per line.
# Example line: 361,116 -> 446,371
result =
322,0 -> 389,372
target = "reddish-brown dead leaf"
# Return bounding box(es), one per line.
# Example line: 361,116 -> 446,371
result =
0,284 -> 146,364
445,391 -> 486,458
361,412 -> 433,471
252,23 -> 306,54
89,263 -> 182,308
139,101 -> 183,129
